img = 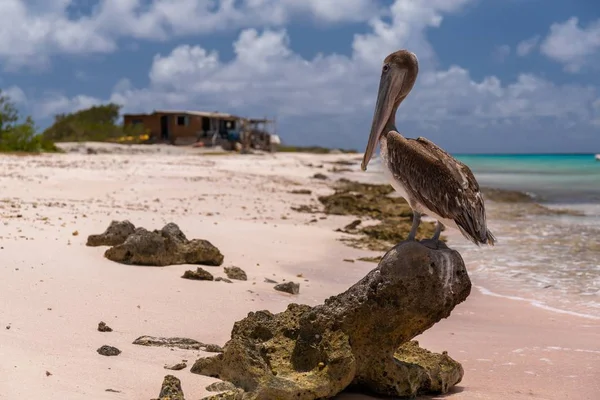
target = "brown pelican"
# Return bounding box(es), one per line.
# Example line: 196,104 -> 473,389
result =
361,50 -> 496,246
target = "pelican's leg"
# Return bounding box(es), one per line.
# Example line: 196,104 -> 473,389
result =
431,221 -> 443,241
407,211 -> 421,241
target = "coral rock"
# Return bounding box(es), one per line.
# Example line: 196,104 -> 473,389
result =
97,321 -> 113,332
164,362 -> 187,371
104,223 -> 224,266
206,381 -> 237,392
152,375 -> 185,400
182,268 -> 214,281
192,240 -> 470,399
133,336 -> 223,353
317,179 -> 443,249
224,266 -> 247,281
273,281 -> 300,295
86,220 -> 136,247
97,345 -> 121,356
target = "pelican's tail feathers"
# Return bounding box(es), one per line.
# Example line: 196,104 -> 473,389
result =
457,225 -> 497,247
484,229 -> 496,246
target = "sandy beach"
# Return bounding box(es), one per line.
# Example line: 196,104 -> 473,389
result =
0,144 -> 598,400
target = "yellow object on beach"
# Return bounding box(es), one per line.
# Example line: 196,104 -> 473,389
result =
114,133 -> 150,143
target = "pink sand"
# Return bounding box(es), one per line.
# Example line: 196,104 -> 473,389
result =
0,146 -> 598,399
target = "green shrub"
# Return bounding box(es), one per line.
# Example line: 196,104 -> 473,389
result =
0,90 -> 57,153
42,103 -> 143,143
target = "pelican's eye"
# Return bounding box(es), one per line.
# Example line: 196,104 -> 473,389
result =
382,64 -> 390,73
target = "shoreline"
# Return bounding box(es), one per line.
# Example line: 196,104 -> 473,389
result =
330,161 -> 600,321
442,226 -> 600,322
474,284 -> 600,321
409,282 -> 600,400
0,147 -> 598,399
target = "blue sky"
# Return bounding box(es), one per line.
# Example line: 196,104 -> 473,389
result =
0,0 -> 599,153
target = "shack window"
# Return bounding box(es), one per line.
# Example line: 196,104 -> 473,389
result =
225,120 -> 236,129
132,119 -> 143,125
176,115 -> 189,126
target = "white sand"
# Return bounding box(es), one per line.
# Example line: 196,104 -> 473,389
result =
0,146 -> 598,399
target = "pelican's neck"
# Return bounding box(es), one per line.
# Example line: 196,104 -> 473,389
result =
381,104 -> 399,139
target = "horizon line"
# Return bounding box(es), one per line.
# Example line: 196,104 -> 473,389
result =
452,152 -> 597,156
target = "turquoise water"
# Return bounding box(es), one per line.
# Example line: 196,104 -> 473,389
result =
454,154 -> 600,204
361,153 -> 600,318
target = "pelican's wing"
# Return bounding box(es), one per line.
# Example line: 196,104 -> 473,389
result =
414,136 -> 478,191
386,133 -> 494,245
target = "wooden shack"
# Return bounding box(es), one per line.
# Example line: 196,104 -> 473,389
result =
123,110 -> 241,145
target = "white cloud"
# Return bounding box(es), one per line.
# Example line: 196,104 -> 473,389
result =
115,30 -> 363,118
31,1 -> 482,120
22,1 -> 600,152
34,94 -> 103,120
539,17 -> 600,73
352,0 -> 472,69
3,86 -> 27,105
0,0 -> 115,68
516,35 -> 540,56
0,0 -> 381,68
275,0 -> 380,23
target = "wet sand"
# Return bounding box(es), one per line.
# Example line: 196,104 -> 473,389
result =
0,145 -> 598,399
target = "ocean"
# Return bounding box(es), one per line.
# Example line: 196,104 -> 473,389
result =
455,154 -> 600,205
360,153 -> 600,320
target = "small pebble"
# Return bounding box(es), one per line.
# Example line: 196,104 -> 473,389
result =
97,345 -> 121,356
274,281 -> 300,295
98,321 -> 113,332
164,362 -> 187,371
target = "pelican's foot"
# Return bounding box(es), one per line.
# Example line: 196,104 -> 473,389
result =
417,222 -> 443,249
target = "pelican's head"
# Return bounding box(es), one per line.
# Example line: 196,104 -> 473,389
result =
361,50 -> 419,171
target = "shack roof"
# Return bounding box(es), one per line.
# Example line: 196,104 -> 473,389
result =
124,110 -> 241,120
154,110 -> 240,120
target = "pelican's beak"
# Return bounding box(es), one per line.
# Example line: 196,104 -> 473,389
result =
361,69 -> 406,171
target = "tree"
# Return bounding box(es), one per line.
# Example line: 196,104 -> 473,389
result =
0,89 -> 56,153
0,89 -> 20,138
42,103 -> 142,142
